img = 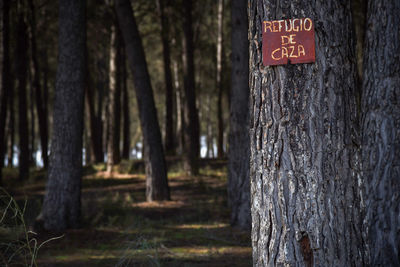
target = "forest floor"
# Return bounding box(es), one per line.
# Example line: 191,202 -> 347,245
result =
2,159 -> 252,266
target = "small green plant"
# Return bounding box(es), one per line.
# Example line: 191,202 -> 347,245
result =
0,188 -> 62,267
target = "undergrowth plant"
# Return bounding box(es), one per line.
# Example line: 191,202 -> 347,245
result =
0,188 -> 62,267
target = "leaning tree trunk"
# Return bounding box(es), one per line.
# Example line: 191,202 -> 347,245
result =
362,0 -> 400,265
249,1 -> 364,266
227,0 -> 250,231
106,23 -> 122,172
182,0 -> 200,175
40,0 -> 86,231
16,13 -> 30,181
115,0 -> 170,201
0,0 -> 10,184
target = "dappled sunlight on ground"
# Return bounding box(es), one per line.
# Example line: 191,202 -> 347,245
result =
4,162 -> 251,266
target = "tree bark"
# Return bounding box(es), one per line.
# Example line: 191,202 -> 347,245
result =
0,0 -> 10,183
28,0 -> 48,168
106,23 -> 122,172
249,1 -> 364,266
121,45 -> 130,160
182,0 -> 200,175
157,0 -> 174,156
216,0 -> 224,158
362,1 -> 400,265
228,0 -> 250,231
16,12 -> 30,181
115,0 -> 170,201
40,0 -> 86,231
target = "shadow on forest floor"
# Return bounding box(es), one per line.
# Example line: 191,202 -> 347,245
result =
3,160 -> 251,266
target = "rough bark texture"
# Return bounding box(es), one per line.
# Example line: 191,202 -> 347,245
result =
249,1 -> 363,266
362,1 -> 400,265
216,0 -> 224,158
40,0 -> 86,230
157,0 -> 174,156
106,23 -> 121,172
16,13 -> 30,181
28,0 -> 48,168
182,0 -> 200,175
0,0 -> 10,183
228,0 -> 250,230
115,0 -> 170,201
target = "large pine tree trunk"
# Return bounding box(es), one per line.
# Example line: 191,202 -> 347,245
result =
28,0 -> 48,168
0,0 -> 10,183
249,1 -> 364,265
362,1 -> 400,265
106,23 -> 121,172
16,13 -> 30,181
228,0 -> 250,231
115,0 -> 170,201
40,0 -> 86,230
182,0 -> 200,175
157,0 -> 174,156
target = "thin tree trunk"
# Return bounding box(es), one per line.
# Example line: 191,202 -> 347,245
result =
28,0 -> 48,168
182,0 -> 199,175
0,0 -> 11,183
362,0 -> 400,265
228,0 -> 250,231
106,23 -> 121,172
121,45 -> 130,160
206,92 -> 212,158
29,59 -> 35,166
249,1 -> 363,266
216,0 -> 224,158
173,58 -> 184,156
115,0 -> 170,201
16,12 -> 30,181
39,0 -> 86,231
85,54 -> 103,163
6,84 -> 14,168
157,0 -> 174,156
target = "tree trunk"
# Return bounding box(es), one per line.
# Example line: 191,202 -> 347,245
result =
6,82 -> 14,168
40,0 -> 86,231
182,0 -> 200,175
173,58 -> 184,156
227,0 -> 250,231
85,55 -> 104,163
121,45 -> 130,160
106,23 -> 121,172
362,1 -> 400,265
28,0 -> 48,168
0,0 -> 10,183
115,0 -> 170,201
157,0 -> 174,156
29,58 -> 35,166
249,1 -> 364,266
16,13 -> 30,181
216,0 -> 224,158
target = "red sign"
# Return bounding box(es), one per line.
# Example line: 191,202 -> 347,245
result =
262,18 -> 315,66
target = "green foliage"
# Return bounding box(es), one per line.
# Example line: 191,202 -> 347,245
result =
0,188 -> 62,267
